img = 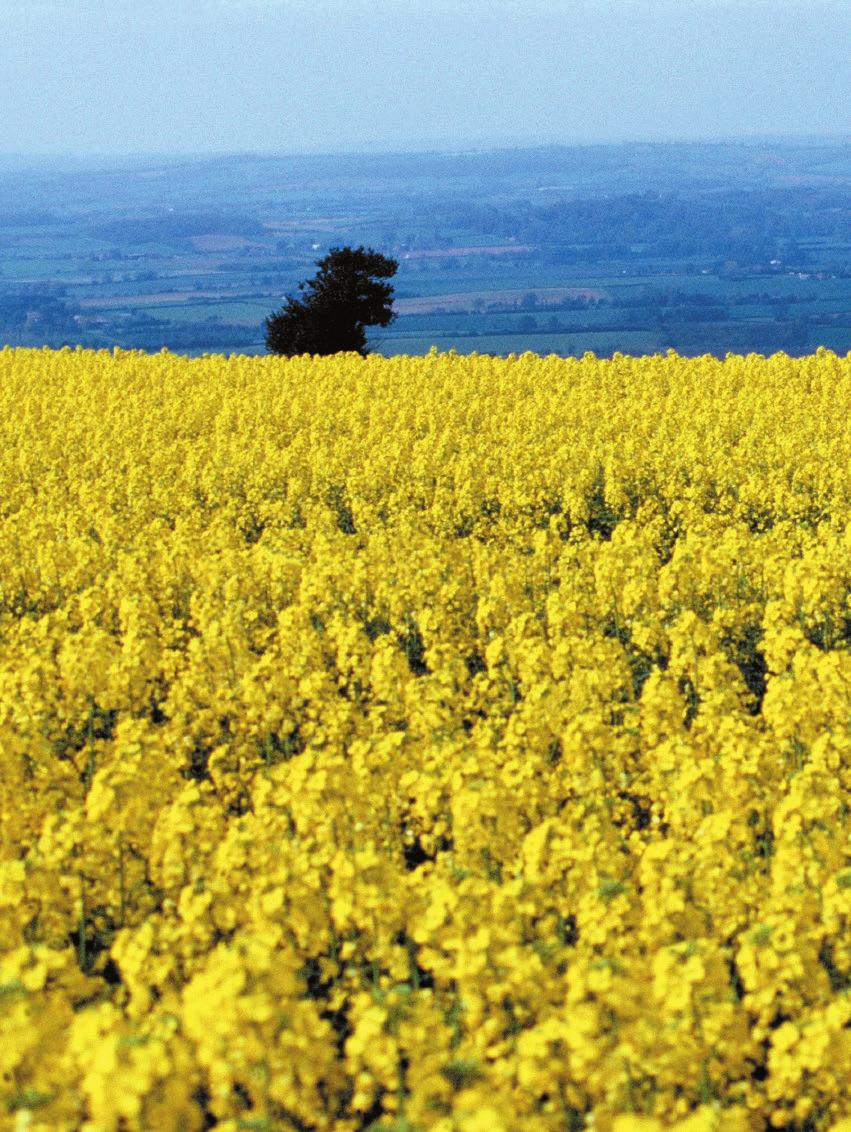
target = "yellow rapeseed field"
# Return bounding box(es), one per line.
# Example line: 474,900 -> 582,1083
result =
2,344 -> 851,1132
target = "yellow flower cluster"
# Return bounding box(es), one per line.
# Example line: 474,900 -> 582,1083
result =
2,344 -> 851,1130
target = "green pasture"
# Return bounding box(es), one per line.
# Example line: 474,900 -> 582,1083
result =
375,328 -> 663,358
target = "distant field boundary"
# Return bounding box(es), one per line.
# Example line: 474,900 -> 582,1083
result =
78,291 -> 254,309
400,245 -> 536,259
76,285 -> 609,318
395,287 -> 607,314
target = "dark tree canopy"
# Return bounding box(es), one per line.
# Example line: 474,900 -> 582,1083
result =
265,245 -> 398,357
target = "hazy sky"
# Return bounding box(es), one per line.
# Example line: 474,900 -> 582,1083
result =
0,0 -> 848,155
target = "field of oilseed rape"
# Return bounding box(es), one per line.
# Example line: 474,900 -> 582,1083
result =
4,343 -> 851,1132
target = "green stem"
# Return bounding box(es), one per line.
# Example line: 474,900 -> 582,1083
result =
77,873 -> 87,972
84,698 -> 95,790
118,834 -> 126,929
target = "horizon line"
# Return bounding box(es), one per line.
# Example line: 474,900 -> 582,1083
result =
1,130 -> 850,166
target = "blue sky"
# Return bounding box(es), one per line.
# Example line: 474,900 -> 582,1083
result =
0,0 -> 848,155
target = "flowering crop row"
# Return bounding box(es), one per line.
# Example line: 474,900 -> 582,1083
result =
2,345 -> 851,1130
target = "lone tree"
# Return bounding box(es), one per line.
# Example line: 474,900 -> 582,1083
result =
265,245 -> 398,356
